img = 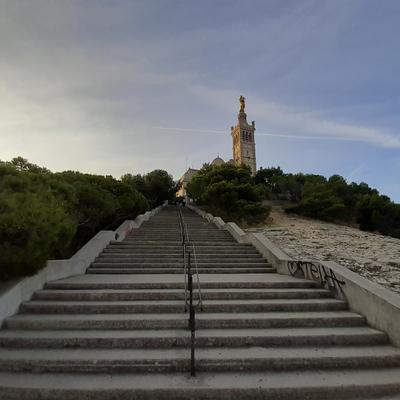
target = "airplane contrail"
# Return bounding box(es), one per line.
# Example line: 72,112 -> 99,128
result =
150,126 -> 364,142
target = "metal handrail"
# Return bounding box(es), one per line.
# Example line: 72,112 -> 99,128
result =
177,207 -> 203,376
180,211 -> 202,310
187,256 -> 196,376
186,245 -> 203,309
186,243 -> 201,376
178,208 -> 189,309
177,208 -> 185,247
181,210 -> 190,244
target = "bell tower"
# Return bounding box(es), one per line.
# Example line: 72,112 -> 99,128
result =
231,96 -> 257,175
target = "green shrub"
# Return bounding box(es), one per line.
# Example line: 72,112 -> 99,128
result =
0,191 -> 76,279
287,183 -> 350,221
187,164 -> 270,225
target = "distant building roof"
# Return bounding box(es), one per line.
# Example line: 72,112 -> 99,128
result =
211,156 -> 225,166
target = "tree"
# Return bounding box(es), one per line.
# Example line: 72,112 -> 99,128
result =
0,171 -> 76,279
9,156 -> 50,174
255,166 -> 283,186
122,169 -> 175,207
145,170 -> 176,207
187,164 -> 270,225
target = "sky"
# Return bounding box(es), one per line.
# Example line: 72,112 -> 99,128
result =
0,0 -> 399,201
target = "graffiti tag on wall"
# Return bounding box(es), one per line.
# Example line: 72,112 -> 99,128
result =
287,261 -> 345,293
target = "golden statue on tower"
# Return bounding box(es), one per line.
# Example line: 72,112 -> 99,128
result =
239,95 -> 245,112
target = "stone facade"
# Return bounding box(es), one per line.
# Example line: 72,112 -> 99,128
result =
176,167 -> 199,197
231,97 -> 257,175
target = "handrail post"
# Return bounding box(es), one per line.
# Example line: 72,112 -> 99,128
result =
179,209 -> 198,377
188,253 -> 192,310
190,304 -> 195,377
179,208 -> 188,311
183,245 -> 187,311
188,252 -> 195,376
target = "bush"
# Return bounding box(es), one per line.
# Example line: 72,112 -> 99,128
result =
355,194 -> 400,237
287,183 -> 349,222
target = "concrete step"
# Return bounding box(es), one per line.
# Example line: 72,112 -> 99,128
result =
91,262 -> 185,268
32,288 -> 333,301
126,234 -> 182,238
122,240 -> 183,245
3,311 -> 366,330
98,253 -> 183,259
0,346 -> 399,374
97,253 -> 263,259
185,234 -> 233,237
3,369 -> 399,399
19,299 -> 347,314
109,242 -> 253,248
95,258 -> 184,263
105,247 -> 184,253
0,327 -> 388,349
130,231 -> 228,235
134,231 -> 181,234
93,258 -> 266,264
112,242 -> 252,248
134,230 -> 181,233
45,274 -> 319,290
125,237 -> 182,241
90,262 -> 270,268
184,240 -> 236,243
104,248 -> 261,255
86,267 -> 276,274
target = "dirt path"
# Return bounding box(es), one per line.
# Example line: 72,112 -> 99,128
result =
246,206 -> 400,294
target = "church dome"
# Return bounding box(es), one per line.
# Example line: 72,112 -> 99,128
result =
211,156 -> 225,166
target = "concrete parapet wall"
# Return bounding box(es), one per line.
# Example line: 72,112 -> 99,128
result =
223,222 -> 246,243
188,204 -> 400,348
0,205 -> 163,325
247,232 -> 292,273
213,217 -> 225,229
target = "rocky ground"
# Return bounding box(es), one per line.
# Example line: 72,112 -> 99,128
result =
246,206 -> 400,295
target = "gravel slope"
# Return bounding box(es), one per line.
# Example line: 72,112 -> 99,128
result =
247,206 -> 400,294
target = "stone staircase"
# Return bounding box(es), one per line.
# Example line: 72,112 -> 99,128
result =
0,205 -> 399,399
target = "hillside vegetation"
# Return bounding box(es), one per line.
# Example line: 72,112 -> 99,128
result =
0,157 -> 175,280
255,167 -> 400,238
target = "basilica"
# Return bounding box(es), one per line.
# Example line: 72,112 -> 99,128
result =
177,96 -> 257,197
